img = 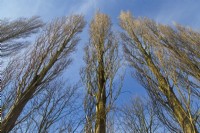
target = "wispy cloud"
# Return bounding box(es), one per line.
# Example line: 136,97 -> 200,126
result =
0,0 -> 98,21
154,1 -> 200,28
0,0 -> 44,18
70,0 -> 97,14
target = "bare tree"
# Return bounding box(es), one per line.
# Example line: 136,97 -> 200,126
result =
120,97 -> 161,133
106,111 -> 116,133
0,17 -> 43,57
2,15 -> 85,133
119,11 -> 199,133
10,80 -> 82,133
81,12 -> 122,133
84,92 -> 96,133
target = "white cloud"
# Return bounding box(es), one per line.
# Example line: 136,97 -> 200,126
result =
154,1 -> 200,28
68,0 -> 97,15
0,0 -> 99,22
0,0 -> 43,18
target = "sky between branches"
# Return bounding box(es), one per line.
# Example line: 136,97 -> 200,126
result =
1,0 -> 200,104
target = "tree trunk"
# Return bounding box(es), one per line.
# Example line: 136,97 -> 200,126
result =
2,77 -> 38,133
95,51 -> 106,133
133,32 -> 198,133
95,99 -> 106,133
166,89 -> 198,133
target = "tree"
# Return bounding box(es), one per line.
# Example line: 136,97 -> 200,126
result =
120,11 -> 199,132
0,16 -> 43,133
10,80 -> 81,133
2,15 -> 85,133
120,97 -> 161,133
0,17 -> 43,57
81,12 -> 122,133
83,91 -> 96,133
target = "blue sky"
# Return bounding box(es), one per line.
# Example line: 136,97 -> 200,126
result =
1,0 -> 200,26
1,0 -> 200,103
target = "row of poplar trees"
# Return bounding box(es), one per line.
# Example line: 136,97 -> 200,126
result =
1,11 -> 199,133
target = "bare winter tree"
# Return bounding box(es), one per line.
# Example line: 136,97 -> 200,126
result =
120,97 -> 161,133
83,91 -> 96,133
2,15 -> 85,133
10,80 -> 82,133
81,12 -> 122,133
120,11 -> 199,133
0,16 -> 43,133
0,17 -> 43,57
